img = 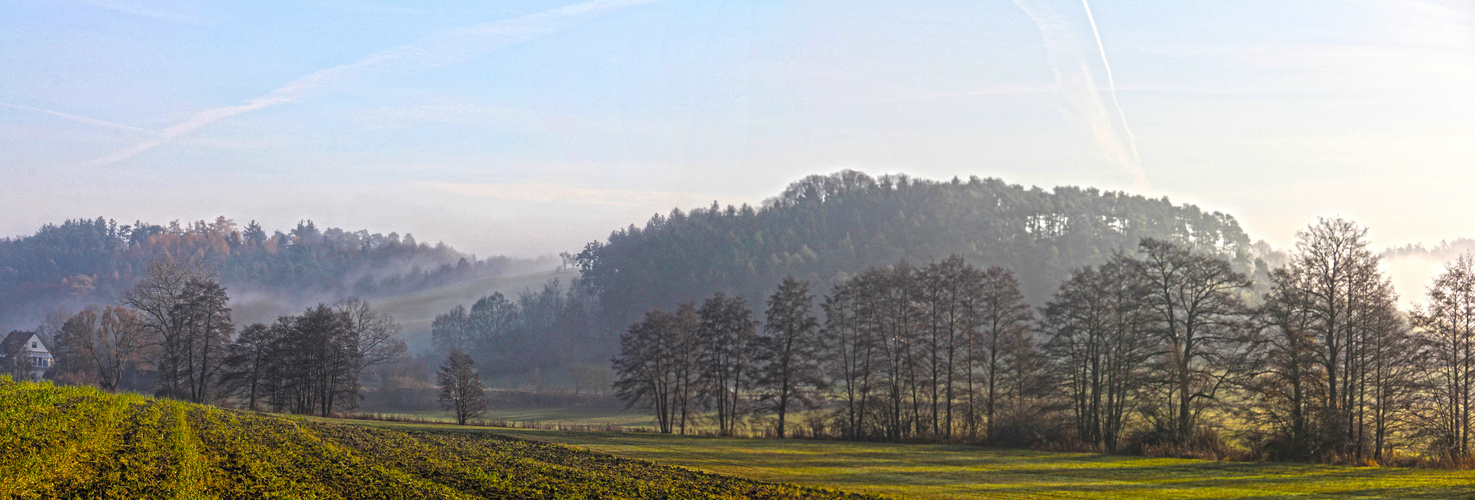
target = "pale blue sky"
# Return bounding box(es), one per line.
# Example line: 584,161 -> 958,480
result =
3,0 -> 1473,272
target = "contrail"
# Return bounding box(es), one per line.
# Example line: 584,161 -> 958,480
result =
1080,0 -> 1140,165
1008,0 -> 1149,191
87,0 -> 658,167
0,101 -> 158,135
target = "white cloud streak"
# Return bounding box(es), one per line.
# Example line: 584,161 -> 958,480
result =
86,0 -> 658,168
1009,0 -> 1150,191
0,101 -> 158,135
1080,0 -> 1140,166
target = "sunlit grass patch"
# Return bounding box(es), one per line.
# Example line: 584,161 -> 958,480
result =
325,422 -> 1475,499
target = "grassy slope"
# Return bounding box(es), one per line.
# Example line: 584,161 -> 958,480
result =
323,419 -> 1475,500
231,269 -> 576,353
0,379 -> 869,499
372,269 -> 578,350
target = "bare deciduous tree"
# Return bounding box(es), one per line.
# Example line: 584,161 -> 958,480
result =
1137,238 -> 1253,443
337,297 -> 408,372
175,278 -> 233,403
1042,256 -> 1154,451
121,258 -> 207,398
971,265 -> 1036,443
56,307 -> 148,392
697,293 -> 759,436
758,276 -> 823,438
1413,253 -> 1475,461
438,348 -> 487,425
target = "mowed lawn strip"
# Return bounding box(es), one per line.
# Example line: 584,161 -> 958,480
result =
321,418 -> 1475,500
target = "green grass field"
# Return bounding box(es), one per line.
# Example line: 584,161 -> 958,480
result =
326,418 -> 1475,499
0,379 -> 868,499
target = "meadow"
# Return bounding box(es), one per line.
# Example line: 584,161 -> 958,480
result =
329,419 -> 1475,499
0,378 -> 868,499
345,405 -> 656,428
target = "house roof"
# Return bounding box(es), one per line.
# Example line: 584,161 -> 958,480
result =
1,331 -> 46,354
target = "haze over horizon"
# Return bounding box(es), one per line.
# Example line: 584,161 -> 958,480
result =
4,0 -> 1472,263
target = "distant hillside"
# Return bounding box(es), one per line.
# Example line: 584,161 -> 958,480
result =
372,268 -> 579,351
573,170 -> 1254,329
1382,238 -> 1475,262
1379,238 -> 1475,308
0,217 -> 554,332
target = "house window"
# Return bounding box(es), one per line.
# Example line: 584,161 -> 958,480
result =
30,342 -> 37,349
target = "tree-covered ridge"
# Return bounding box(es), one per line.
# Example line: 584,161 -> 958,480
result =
0,216 -> 550,330
574,170 -> 1253,328
1382,238 -> 1475,260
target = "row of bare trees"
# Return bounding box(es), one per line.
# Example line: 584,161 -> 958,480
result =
613,281 -> 831,436
1044,238 -> 1257,452
612,217 -> 1475,464
612,293 -> 755,435
613,259 -> 1039,441
54,259 -> 233,401
1412,253 -> 1475,461
1242,219 -> 1410,461
821,257 -> 1037,441
48,259 -> 406,416
219,299 -> 405,416
1041,219 -> 1475,464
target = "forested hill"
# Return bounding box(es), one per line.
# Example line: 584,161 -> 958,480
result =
574,170 -> 1254,327
0,217 -> 552,331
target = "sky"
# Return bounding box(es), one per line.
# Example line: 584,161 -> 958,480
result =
3,0 -> 1474,292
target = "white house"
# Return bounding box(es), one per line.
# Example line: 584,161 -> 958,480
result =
1,331 -> 53,381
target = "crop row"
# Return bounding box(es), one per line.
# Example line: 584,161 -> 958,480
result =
0,378 -> 873,499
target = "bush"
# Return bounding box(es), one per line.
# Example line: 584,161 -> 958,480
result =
1125,427 -> 1240,461
987,406 -> 1062,448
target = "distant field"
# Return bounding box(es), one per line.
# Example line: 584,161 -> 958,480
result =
328,419 -> 1475,499
354,405 -> 657,428
0,379 -> 868,499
